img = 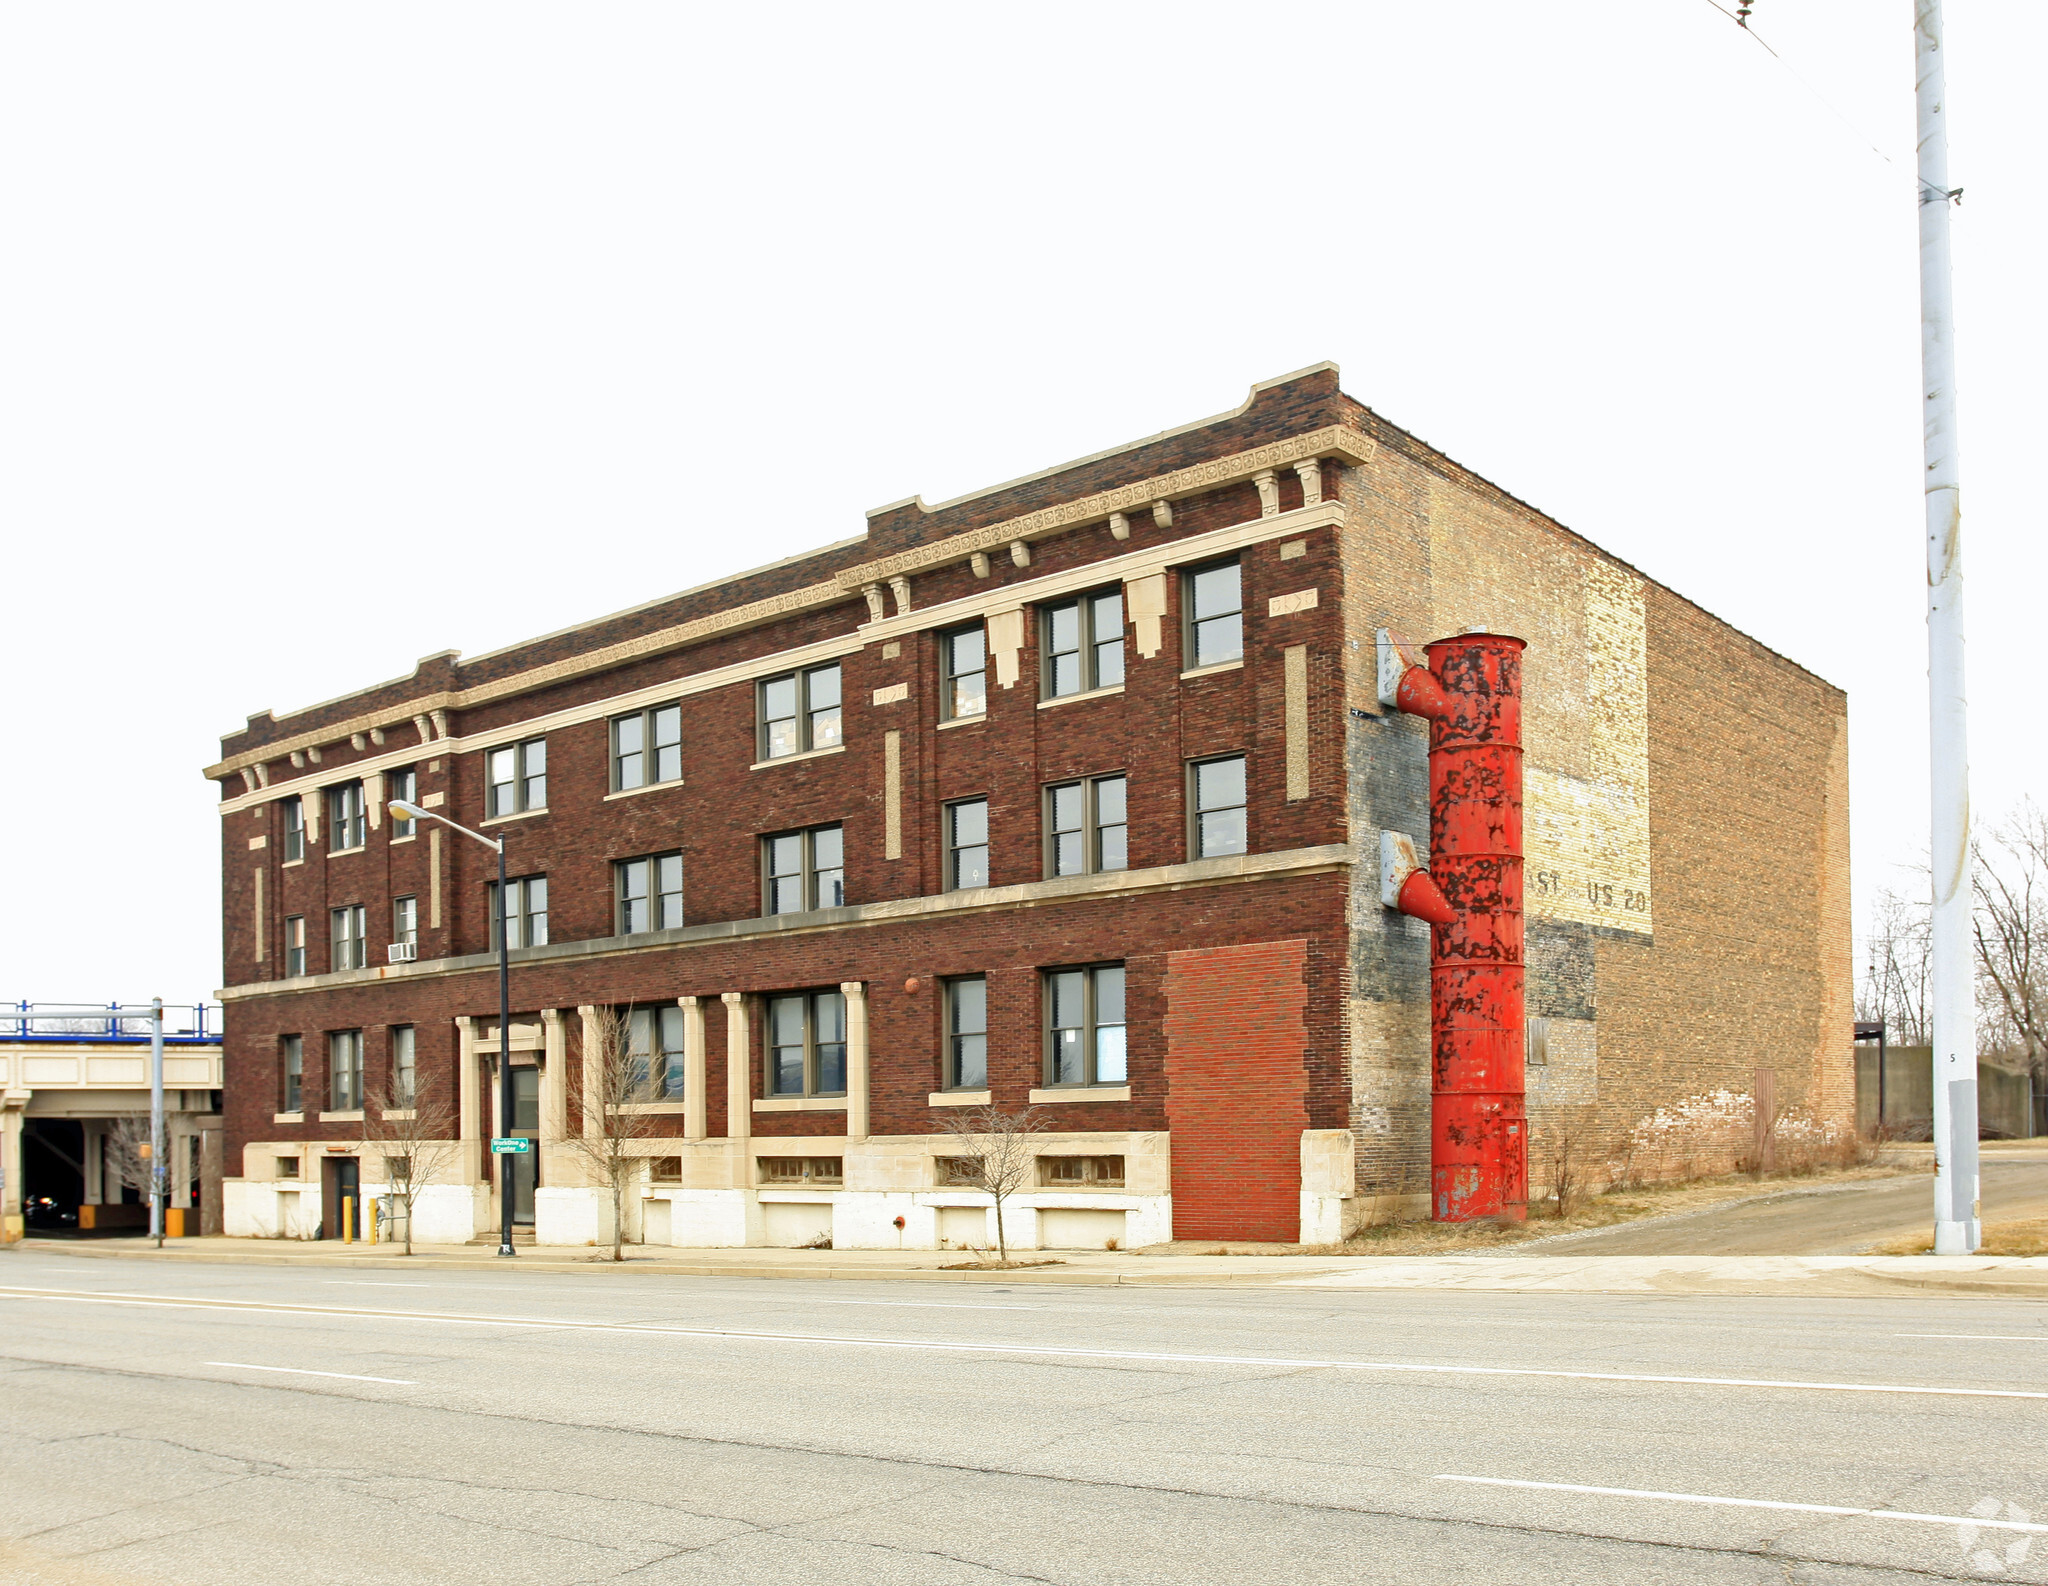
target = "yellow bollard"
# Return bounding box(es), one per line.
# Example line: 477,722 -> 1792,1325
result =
367,1200 -> 378,1246
341,1195 -> 354,1244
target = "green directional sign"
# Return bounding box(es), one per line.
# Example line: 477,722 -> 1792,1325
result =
490,1137 -> 531,1154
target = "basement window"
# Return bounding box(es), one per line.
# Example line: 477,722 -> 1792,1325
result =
650,1157 -> 684,1182
1038,1155 -> 1125,1188
757,1156 -> 843,1186
275,1157 -> 300,1178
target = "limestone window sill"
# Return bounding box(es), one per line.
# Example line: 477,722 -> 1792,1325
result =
750,743 -> 847,772
272,1112 -> 303,1125
377,1108 -> 416,1121
1036,684 -> 1125,711
753,1095 -> 848,1112
935,715 -> 985,732
480,807 -> 549,828
928,1090 -> 992,1107
389,834 -> 416,845
317,1109 -> 364,1123
1178,659 -> 1244,681
327,845 -> 366,859
1027,1086 -> 1131,1104
604,780 -> 685,802
281,859 -> 305,870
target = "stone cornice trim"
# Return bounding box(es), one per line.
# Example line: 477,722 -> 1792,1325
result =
835,425 -> 1373,591
215,843 -> 1352,1002
205,426 -> 1372,785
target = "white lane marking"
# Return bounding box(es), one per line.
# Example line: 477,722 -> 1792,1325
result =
208,1361 -> 417,1385
320,1282 -> 432,1288
1897,1333 -> 2048,1342
811,1300 -> 1045,1311
4,1285 -> 2042,1400
1436,1476 -> 2048,1534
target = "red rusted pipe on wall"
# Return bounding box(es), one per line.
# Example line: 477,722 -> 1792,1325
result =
1395,633 -> 1528,1222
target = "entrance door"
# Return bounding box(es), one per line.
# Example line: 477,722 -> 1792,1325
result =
322,1157 -> 360,1239
510,1067 -> 539,1226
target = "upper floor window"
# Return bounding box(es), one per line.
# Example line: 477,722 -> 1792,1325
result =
1190,755 -> 1248,858
1045,963 -> 1126,1088
328,783 -> 366,851
389,768 -> 417,837
1184,560 -> 1243,668
760,664 -> 842,760
627,1004 -> 687,1100
329,1029 -> 363,1111
946,798 -> 989,890
280,1034 -> 303,1112
946,976 -> 987,1091
941,627 -> 987,720
1046,774 -> 1127,877
617,852 -> 683,935
283,916 -> 306,977
282,797 -> 306,861
486,738 -> 547,817
331,904 -> 367,971
488,875 -> 549,949
613,704 -> 682,791
1043,590 -> 1125,697
763,825 -> 843,915
390,1024 -> 416,1106
766,989 -> 847,1097
393,895 -> 418,945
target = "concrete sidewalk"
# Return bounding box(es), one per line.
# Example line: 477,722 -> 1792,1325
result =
9,1234 -> 2046,1298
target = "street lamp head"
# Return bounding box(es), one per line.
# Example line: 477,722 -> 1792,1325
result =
389,798 -> 427,822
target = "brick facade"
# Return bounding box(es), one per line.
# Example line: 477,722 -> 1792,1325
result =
208,363 -> 1852,1248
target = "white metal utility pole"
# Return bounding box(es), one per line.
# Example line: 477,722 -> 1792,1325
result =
147,998 -> 166,1247
1914,0 -> 1979,1255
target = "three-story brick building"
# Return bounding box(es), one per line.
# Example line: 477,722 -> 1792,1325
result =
208,364 -> 1853,1249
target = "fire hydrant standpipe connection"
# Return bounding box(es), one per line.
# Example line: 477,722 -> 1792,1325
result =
1395,634 -> 1529,1222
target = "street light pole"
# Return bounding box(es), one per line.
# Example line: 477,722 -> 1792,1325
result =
148,998 -> 164,1248
389,799 -> 518,1257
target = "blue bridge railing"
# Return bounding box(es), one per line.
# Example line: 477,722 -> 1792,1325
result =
0,1001 -> 223,1044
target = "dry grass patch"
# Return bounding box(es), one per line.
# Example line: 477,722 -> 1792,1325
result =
1865,1218 -> 2048,1258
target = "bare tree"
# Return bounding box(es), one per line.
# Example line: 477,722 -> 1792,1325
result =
102,1115 -> 167,1245
564,1007 -> 655,1261
934,1105 -> 1046,1265
1859,883 -> 1932,1047
360,1069 -> 458,1255
1541,1105 -> 1597,1217
1975,801 -> 2048,1081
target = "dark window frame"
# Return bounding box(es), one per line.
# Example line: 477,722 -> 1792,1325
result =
940,625 -> 988,721
764,989 -> 849,1098
282,797 -> 306,861
330,903 -> 367,971
1040,587 -> 1126,699
485,738 -> 548,818
1044,773 -> 1128,878
761,824 -> 844,915
944,797 -> 990,890
626,1003 -> 688,1100
1188,753 -> 1249,860
280,1034 -> 303,1113
1042,962 -> 1128,1090
1037,1154 -> 1126,1188
283,916 -> 307,978
1181,558 -> 1245,669
615,851 -> 685,935
944,975 -> 988,1091
757,663 -> 843,760
389,768 -> 418,837
756,1155 -> 844,1185
392,895 -> 418,945
328,1028 -> 363,1111
487,875 -> 549,950
328,781 -> 367,851
611,702 -> 684,792
389,1024 -> 416,1106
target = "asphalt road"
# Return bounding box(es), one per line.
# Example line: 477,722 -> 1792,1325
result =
1547,1154 -> 2048,1256
3,1249 -> 2047,1584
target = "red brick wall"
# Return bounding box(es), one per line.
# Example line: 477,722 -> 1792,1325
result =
1163,939 -> 1310,1241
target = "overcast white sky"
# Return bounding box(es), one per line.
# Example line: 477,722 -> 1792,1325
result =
2,3 -> 2040,1007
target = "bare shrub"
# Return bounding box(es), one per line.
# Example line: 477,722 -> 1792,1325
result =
360,1069 -> 457,1255
1543,1106 -> 1597,1217
103,1115 -> 167,1243
935,1105 -> 1046,1265
564,1007 -> 656,1261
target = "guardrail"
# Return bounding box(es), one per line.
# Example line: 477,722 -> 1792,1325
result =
0,1001 -> 223,1043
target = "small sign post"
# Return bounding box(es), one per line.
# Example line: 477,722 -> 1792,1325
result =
490,1138 -> 531,1155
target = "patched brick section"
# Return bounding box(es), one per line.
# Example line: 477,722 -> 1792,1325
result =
1162,939 -> 1311,1240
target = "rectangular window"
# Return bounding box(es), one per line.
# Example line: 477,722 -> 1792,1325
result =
1046,774 -> 1127,877
487,876 -> 549,949
612,703 -> 683,791
280,1034 -> 303,1112
1037,1154 -> 1126,1187
331,903 -> 367,970
276,1155 -> 300,1178
390,1024 -> 416,1106
1044,964 -> 1126,1088
283,916 -> 307,977
282,797 -> 305,861
328,782 -> 366,851
945,797 -> 989,890
759,664 -> 842,759
763,825 -> 844,915
393,895 -> 418,945
616,852 -> 684,934
329,1029 -> 363,1111
1190,755 -> 1248,858
486,738 -> 547,817
627,1004 -> 688,1100
946,976 -> 987,1090
935,1156 -> 982,1186
941,626 -> 987,720
651,1156 -> 684,1182
390,768 -> 417,837
1042,590 -> 1125,697
765,989 -> 848,1097
1184,560 -> 1243,667
756,1156 -> 844,1185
